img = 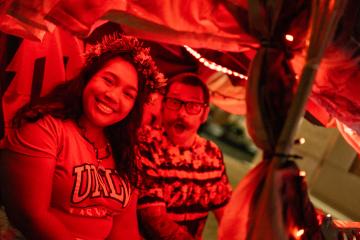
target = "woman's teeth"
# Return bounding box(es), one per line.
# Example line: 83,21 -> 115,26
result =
97,102 -> 113,114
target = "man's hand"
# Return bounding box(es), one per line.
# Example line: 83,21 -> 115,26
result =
138,206 -> 195,240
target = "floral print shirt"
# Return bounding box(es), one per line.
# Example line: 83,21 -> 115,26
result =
138,125 -> 232,238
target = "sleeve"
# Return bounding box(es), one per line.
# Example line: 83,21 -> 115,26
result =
4,116 -> 60,159
137,141 -> 166,209
208,144 -> 233,210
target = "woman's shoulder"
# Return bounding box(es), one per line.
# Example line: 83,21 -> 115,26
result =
9,115 -> 72,144
24,115 -> 68,133
4,115 -> 71,156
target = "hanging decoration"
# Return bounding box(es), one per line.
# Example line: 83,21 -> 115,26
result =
184,45 -> 248,80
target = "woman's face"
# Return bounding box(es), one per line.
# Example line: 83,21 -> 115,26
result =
82,57 -> 138,128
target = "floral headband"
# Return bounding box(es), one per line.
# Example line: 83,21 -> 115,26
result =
84,33 -> 167,95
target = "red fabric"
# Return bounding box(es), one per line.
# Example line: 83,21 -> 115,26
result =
0,28 -> 83,146
0,0 -> 258,51
206,73 -> 247,115
219,161 -> 269,240
0,0 -> 58,41
219,161 -> 323,240
246,48 -> 298,153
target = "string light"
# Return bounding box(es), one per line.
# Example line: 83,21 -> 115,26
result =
299,171 -> 306,177
185,34 -> 295,79
184,45 -> 248,80
294,138 -> 306,145
285,34 -> 294,42
295,229 -> 305,238
344,125 -> 355,136
291,227 -> 305,239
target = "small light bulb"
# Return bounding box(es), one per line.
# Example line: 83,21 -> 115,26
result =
294,138 -> 306,145
285,34 -> 294,42
295,229 -> 304,238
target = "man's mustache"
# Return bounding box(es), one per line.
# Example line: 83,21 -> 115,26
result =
170,118 -> 191,129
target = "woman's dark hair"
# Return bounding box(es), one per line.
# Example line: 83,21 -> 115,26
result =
12,34 -> 166,188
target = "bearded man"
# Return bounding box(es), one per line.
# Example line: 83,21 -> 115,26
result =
137,73 -> 232,240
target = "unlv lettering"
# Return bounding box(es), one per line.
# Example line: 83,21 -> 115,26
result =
71,164 -> 131,206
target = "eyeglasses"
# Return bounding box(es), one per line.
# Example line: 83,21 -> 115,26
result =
164,97 -> 207,115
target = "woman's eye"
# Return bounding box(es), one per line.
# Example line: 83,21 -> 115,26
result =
124,91 -> 136,99
103,76 -> 114,85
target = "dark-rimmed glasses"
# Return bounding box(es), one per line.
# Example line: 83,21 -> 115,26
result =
163,97 -> 207,115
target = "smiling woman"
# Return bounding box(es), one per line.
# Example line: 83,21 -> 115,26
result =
0,34 -> 166,240
82,57 -> 139,128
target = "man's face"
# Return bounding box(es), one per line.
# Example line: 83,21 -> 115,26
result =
162,82 -> 208,147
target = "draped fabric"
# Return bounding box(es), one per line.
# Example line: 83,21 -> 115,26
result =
0,28 -> 83,146
206,73 -> 247,115
0,0 -> 359,152
229,0 -> 324,238
0,0 -> 258,51
0,1 -> 359,239
219,161 -> 323,240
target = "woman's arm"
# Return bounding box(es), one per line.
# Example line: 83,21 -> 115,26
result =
0,150 -> 72,239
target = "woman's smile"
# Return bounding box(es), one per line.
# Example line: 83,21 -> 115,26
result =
95,98 -> 117,115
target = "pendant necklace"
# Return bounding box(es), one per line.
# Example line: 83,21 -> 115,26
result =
76,121 -> 111,172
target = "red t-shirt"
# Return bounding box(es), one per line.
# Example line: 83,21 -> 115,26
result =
4,115 -> 136,239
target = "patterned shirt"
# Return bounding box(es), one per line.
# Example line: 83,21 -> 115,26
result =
138,125 -> 232,238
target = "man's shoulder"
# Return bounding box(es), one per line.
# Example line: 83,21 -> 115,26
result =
196,135 -> 223,159
138,125 -> 164,143
197,135 -> 221,150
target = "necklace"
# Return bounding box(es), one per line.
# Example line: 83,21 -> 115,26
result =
76,121 -> 112,170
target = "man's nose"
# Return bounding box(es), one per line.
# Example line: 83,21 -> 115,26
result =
177,104 -> 188,116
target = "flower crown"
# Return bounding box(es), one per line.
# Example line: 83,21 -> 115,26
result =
84,33 -> 167,96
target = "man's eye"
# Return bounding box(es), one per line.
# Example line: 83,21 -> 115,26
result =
188,103 -> 200,108
171,99 -> 181,104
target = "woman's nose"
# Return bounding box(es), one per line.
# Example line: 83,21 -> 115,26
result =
104,89 -> 120,104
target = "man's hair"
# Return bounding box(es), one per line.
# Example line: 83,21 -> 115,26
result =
165,73 -> 210,104
12,34 -> 165,188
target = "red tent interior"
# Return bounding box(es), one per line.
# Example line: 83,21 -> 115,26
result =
0,0 -> 359,239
